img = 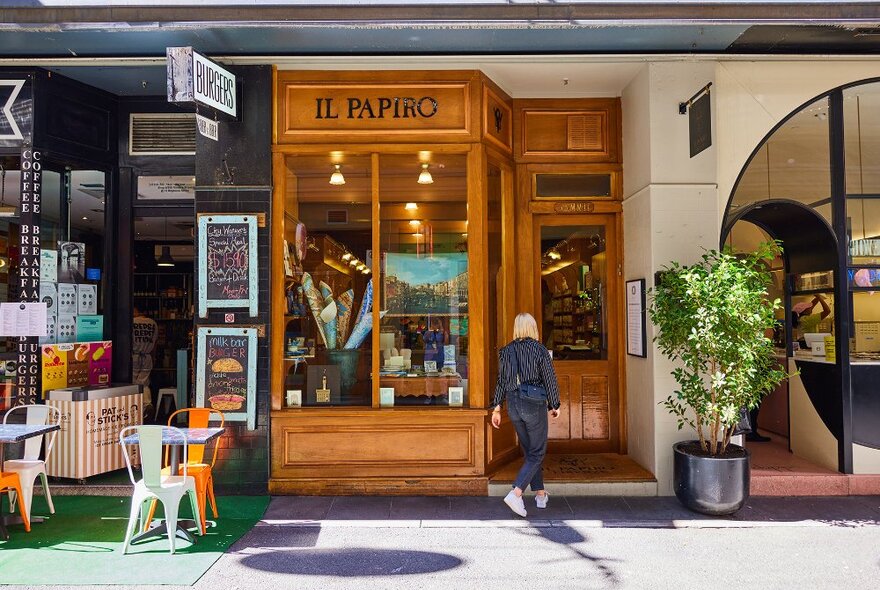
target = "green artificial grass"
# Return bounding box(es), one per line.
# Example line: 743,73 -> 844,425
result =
0,494 -> 268,585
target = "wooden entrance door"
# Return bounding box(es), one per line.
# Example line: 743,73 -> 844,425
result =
534,214 -> 623,453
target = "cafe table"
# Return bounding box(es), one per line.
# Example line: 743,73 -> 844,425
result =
0,423 -> 61,540
123,426 -> 224,544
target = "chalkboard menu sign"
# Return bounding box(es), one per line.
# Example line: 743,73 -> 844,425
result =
198,214 -> 258,318
195,326 -> 257,429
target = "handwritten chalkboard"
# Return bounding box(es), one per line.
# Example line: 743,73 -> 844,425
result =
198,214 -> 258,318
196,326 -> 257,429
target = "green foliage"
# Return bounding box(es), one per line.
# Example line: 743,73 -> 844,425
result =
649,242 -> 789,455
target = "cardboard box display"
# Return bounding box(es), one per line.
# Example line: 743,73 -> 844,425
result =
41,344 -> 69,395
88,341 -> 112,386
76,315 -> 104,341
66,343 -> 90,388
45,385 -> 142,479
58,284 -> 77,315
57,314 -> 76,343
77,284 -> 98,316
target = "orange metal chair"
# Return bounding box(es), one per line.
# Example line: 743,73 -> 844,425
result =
143,408 -> 224,534
0,471 -> 30,532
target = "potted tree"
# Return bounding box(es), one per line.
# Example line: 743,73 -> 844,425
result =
650,242 -> 789,515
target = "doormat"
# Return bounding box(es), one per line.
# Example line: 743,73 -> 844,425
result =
0,494 -> 269,585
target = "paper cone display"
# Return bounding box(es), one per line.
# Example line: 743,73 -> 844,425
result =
335,289 -> 355,348
318,281 -> 333,301
345,310 -> 385,350
321,296 -> 338,349
354,279 -> 373,328
301,273 -> 328,346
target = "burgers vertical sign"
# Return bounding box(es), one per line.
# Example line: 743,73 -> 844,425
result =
196,326 -> 257,429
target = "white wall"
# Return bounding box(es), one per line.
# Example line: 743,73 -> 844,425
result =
623,61 -> 718,494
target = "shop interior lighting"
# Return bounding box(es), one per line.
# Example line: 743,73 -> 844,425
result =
417,163 -> 434,185
349,259 -> 359,267
341,252 -> 352,261
409,219 -> 421,227
156,218 -> 175,267
413,232 -> 424,238
356,263 -> 365,271
405,202 -> 419,210
329,164 -> 346,186
362,268 -> 370,275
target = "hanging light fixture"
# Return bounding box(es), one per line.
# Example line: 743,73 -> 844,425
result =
404,202 -> 418,211
156,218 -> 175,267
329,164 -> 346,186
409,219 -> 421,227
417,163 -> 433,185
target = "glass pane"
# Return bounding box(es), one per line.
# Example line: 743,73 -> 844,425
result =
133,215 -> 194,393
845,83 -> 880,265
729,97 -> 831,224
540,225 -> 607,361
535,174 -> 611,198
852,292 -> 880,360
284,154 -> 373,407
379,153 -> 468,407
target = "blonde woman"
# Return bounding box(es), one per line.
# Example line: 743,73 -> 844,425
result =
491,312 -> 560,517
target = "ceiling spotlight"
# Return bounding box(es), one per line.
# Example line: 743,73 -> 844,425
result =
417,163 -> 433,185
81,216 -> 88,221
342,253 -> 352,261
356,263 -> 365,271
405,202 -> 418,210
157,246 -> 175,268
409,219 -> 421,227
329,164 -> 346,186
349,259 -> 359,267
461,233 -> 468,238
413,232 -> 424,238
362,268 -> 370,275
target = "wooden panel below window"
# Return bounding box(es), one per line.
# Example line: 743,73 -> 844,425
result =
582,375 -> 610,440
548,374 -> 571,440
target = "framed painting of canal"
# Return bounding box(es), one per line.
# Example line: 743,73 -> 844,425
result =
198,214 -> 259,318
196,326 -> 258,429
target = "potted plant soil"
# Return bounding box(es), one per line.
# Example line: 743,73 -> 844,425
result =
650,242 -> 789,515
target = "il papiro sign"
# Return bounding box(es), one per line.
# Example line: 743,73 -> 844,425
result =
167,47 -> 237,118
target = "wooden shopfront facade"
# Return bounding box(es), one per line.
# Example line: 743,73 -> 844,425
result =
269,70 -> 624,495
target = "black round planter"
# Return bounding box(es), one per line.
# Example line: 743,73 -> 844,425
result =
673,441 -> 750,516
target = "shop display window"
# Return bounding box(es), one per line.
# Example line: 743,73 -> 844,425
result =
282,155 -> 374,407
378,154 -> 469,407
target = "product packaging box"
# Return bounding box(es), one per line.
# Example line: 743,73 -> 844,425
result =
76,315 -> 104,341
66,343 -> 91,388
58,284 -> 77,315
39,282 -> 58,318
88,341 -> 112,386
45,384 -> 142,479
41,344 -> 69,395
40,249 -> 58,283
57,314 -> 76,343
77,284 -> 98,316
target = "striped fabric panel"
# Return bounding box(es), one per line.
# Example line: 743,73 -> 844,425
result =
491,338 -> 561,410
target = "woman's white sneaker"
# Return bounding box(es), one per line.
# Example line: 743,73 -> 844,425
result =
503,490 -> 527,517
536,492 -> 549,509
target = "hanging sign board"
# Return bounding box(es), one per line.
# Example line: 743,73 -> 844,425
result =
196,113 -> 219,141
198,214 -> 258,318
626,279 -> 647,358
167,46 -> 237,119
136,175 -> 195,200
688,92 -> 712,158
195,326 -> 257,429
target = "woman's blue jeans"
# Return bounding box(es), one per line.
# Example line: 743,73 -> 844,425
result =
507,391 -> 548,492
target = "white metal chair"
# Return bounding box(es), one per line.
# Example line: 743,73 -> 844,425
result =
3,404 -> 60,520
119,425 -> 203,554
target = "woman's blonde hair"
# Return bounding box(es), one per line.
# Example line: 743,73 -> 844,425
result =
512,312 -> 539,340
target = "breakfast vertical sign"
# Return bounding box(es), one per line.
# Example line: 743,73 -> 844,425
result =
196,326 -> 257,429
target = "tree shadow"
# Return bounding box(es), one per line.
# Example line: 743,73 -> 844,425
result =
519,523 -> 622,587
239,547 -> 463,577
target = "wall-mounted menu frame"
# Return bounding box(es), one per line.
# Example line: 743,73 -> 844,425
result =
198,214 -> 258,318
196,326 -> 257,429
626,279 -> 647,358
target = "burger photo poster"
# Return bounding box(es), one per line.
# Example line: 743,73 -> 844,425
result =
195,326 -> 258,429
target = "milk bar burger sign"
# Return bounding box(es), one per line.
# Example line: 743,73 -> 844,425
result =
167,47 -> 237,118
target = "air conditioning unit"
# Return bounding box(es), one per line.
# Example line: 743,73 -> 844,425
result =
129,113 -> 196,156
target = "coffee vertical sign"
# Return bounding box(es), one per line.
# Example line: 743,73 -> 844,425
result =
17,145 -> 41,404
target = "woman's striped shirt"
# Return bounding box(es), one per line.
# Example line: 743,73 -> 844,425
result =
491,337 -> 561,410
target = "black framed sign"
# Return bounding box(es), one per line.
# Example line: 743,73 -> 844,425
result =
195,326 -> 257,429
198,214 -> 258,318
626,278 -> 647,358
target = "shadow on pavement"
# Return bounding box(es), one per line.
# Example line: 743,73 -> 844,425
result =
239,547 -> 463,576
520,523 -> 622,586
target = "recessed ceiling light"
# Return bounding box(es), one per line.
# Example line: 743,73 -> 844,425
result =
405,202 -> 418,210
409,219 -> 421,227
81,216 -> 88,221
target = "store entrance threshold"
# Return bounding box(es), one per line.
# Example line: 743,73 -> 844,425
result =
488,454 -> 657,497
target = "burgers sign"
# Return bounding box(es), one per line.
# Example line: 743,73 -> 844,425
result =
196,327 -> 257,429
